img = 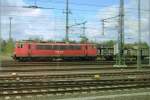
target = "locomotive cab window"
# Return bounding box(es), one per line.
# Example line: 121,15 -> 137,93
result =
17,43 -> 23,48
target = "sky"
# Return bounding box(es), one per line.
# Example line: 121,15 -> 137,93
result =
0,0 -> 150,44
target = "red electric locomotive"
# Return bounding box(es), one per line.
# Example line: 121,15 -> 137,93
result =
12,41 -> 97,61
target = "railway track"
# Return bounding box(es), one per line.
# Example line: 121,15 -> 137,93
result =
0,70 -> 150,82
0,64 -> 150,75
1,60 -> 150,73
0,66 -> 146,72
1,61 -> 115,67
0,78 -> 150,97
1,61 -> 150,98
1,60 -> 144,67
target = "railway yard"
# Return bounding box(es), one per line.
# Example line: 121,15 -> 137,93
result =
1,0 -> 150,99
0,60 -> 150,100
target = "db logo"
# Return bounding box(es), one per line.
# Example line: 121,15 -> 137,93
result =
55,51 -> 63,54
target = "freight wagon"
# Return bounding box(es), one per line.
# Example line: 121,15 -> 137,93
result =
97,45 -> 149,61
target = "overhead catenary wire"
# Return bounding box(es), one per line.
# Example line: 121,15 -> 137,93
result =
1,5 -> 150,13
24,0 -> 150,12
1,0 -> 150,44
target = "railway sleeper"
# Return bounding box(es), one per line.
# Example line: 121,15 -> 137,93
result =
0,83 -> 150,96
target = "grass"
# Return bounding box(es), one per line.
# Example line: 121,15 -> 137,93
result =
1,53 -> 13,61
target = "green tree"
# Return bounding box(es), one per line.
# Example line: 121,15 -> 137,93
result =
28,37 -> 43,42
4,39 -> 14,55
102,40 -> 115,47
80,36 -> 88,43
1,40 -> 6,53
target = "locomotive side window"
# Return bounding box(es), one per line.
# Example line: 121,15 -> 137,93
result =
67,45 -> 81,50
52,45 -> 56,50
74,45 -> 81,50
69,45 -> 73,50
53,45 -> 59,50
45,45 -> 52,50
65,45 -> 69,50
36,44 -> 81,50
60,45 -> 66,50
36,45 -> 42,50
36,45 -> 53,50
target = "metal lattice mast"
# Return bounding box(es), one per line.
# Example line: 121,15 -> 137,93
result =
0,0 -> 2,67
65,0 -> 69,42
34,0 -> 37,6
101,20 -> 105,35
149,0 -> 150,65
117,0 -> 125,65
137,0 -> 141,69
0,1 -> 2,67
9,17 -> 12,41
82,21 -> 87,37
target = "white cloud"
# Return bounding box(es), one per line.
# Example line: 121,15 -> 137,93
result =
86,0 -> 150,43
84,5 -> 119,42
1,0 -> 149,43
1,0 -> 64,41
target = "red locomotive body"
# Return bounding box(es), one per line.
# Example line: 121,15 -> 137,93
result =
13,41 -> 97,61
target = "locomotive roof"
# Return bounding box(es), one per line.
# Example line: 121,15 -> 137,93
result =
16,41 -> 95,45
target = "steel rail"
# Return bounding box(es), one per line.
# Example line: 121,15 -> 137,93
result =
0,79 -> 150,96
